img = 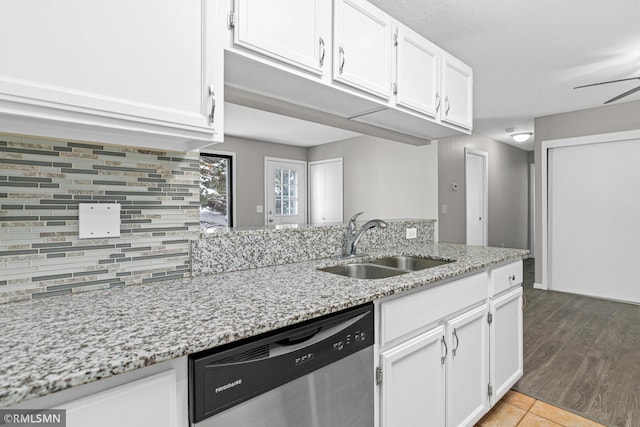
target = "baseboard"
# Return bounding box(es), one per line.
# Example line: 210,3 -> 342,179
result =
533,282 -> 547,290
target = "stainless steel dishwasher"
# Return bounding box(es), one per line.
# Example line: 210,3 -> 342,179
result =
189,303 -> 374,427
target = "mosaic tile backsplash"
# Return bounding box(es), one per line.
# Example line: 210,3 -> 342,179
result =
0,134 -> 200,303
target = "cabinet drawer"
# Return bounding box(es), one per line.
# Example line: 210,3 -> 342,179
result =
380,272 -> 488,346
489,260 -> 523,296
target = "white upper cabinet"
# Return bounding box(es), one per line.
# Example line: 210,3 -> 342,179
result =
0,0 -> 223,151
233,0 -> 328,75
333,0 -> 393,100
395,25 -> 441,118
441,52 -> 473,129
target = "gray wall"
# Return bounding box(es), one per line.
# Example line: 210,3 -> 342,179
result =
533,99 -> 640,284
308,135 -> 439,239
204,136 -> 307,227
438,134 -> 529,249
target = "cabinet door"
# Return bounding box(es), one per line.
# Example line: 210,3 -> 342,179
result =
380,326 -> 446,427
395,25 -> 441,118
0,0 -> 221,144
446,304 -> 490,427
58,370 -> 178,427
441,53 -> 473,129
333,0 -> 392,99
309,158 -> 344,224
234,0 -> 328,74
489,286 -> 524,405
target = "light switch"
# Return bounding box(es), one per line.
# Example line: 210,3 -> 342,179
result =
441,204 -> 448,214
256,205 -> 264,213
78,203 -> 121,239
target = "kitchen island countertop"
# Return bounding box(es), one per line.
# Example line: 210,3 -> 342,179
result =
0,242 -> 528,407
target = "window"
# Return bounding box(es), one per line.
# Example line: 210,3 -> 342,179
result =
200,153 -> 233,231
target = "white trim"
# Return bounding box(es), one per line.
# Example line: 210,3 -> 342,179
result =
540,128 -> 640,291
200,149 -> 237,228
465,148 -> 489,246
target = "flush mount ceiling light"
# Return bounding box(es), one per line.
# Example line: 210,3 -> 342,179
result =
511,132 -> 533,143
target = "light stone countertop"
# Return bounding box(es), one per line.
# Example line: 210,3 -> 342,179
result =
0,242 -> 528,408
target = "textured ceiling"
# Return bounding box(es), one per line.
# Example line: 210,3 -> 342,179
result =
369,0 -> 640,150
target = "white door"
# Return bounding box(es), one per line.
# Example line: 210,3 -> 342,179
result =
548,139 -> 640,303
489,287 -> 523,405
234,0 -> 328,74
380,326 -> 446,427
309,158 -> 343,224
265,158 -> 307,225
465,149 -> 488,246
446,304 -> 490,427
441,53 -> 473,129
395,25 -> 441,118
333,0 -> 392,99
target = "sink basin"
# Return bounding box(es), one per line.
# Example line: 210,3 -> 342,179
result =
369,255 -> 454,271
318,263 -> 407,280
318,255 -> 455,279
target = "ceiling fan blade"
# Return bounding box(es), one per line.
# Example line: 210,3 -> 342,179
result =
604,85 -> 640,104
574,76 -> 640,89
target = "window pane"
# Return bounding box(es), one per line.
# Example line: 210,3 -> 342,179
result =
200,154 -> 232,231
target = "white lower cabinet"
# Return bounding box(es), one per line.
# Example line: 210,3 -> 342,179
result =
377,265 -> 523,427
380,326 -> 446,427
446,304 -> 489,427
58,370 -> 179,427
489,286 -> 524,404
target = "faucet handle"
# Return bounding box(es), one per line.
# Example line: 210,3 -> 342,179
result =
348,211 -> 365,224
347,211 -> 365,231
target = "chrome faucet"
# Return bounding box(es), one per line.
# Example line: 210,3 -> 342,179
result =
344,212 -> 388,257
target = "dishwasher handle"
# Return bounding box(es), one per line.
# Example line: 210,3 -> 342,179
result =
269,311 -> 369,358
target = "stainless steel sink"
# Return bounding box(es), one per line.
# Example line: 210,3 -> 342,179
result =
369,255 -> 454,271
318,255 -> 455,279
318,263 -> 407,280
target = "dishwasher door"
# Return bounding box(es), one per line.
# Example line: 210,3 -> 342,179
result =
194,347 -> 373,427
190,303 -> 374,427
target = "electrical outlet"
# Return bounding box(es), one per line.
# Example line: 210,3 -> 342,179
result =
406,228 -> 417,239
256,205 -> 263,213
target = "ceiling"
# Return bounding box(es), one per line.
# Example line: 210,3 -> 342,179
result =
226,0 -> 640,151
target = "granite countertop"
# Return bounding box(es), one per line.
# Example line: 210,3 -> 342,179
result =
0,242 -> 528,408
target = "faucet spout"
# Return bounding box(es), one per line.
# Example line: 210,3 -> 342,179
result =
344,212 -> 388,257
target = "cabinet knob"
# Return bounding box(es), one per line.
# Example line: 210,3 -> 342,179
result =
509,274 -> 516,281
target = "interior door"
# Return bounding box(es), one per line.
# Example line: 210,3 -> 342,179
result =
548,139 -> 640,303
308,158 -> 343,224
265,158 -> 307,225
465,149 -> 488,246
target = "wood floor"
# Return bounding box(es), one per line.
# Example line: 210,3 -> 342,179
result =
514,259 -> 640,427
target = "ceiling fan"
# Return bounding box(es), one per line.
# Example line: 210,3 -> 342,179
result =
573,76 -> 640,104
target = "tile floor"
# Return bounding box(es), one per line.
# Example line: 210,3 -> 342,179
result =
476,390 -> 607,427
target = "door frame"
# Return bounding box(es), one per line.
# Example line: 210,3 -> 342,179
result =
264,156 -> 308,225
539,129 -> 640,290
465,148 -> 488,246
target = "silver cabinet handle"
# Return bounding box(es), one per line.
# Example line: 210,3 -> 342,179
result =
440,336 -> 448,365
319,37 -> 326,68
445,96 -> 450,116
208,84 -> 216,125
435,92 -> 441,112
393,82 -> 398,95
452,328 -> 459,357
339,46 -> 346,74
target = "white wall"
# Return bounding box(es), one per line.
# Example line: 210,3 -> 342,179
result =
308,135 -> 439,239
